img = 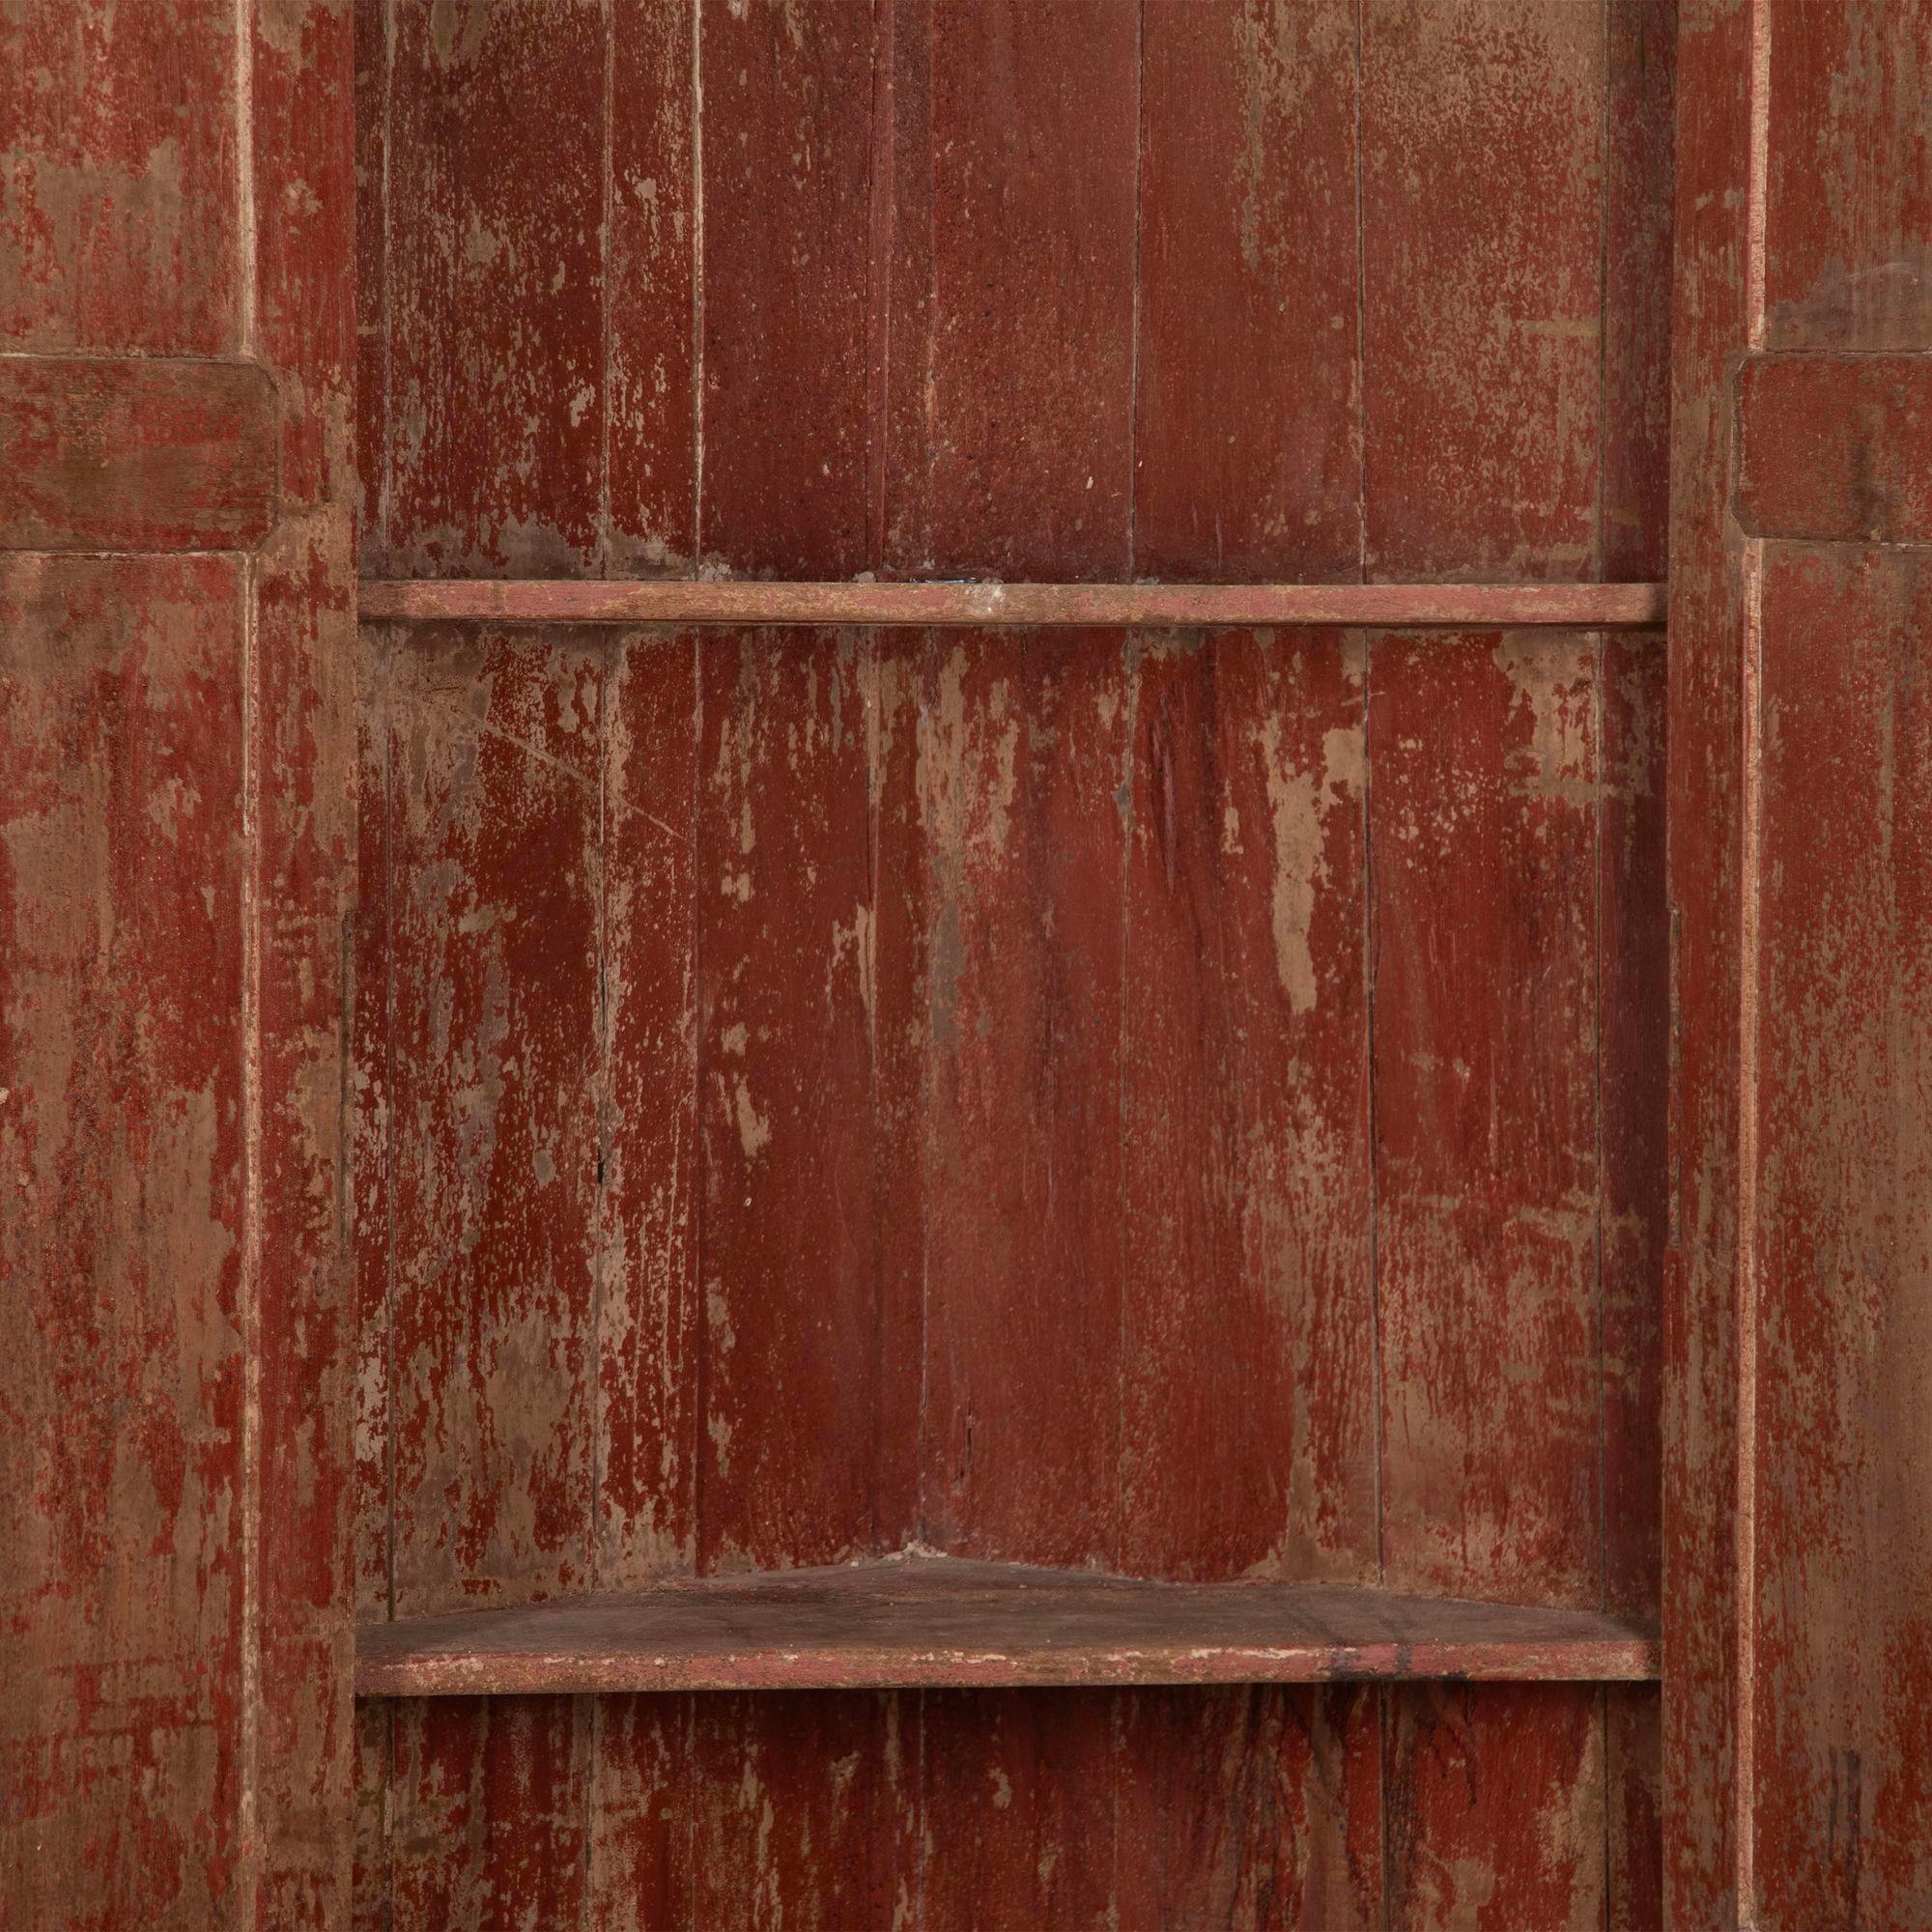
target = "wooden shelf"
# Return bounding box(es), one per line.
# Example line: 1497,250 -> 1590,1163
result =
355,1555 -> 1660,1696
357,578 -> 1668,631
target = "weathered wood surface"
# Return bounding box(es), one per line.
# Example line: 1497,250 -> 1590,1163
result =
1667,0 -> 1932,1923
1737,352 -> 1932,544
358,1557 -> 1661,1696
0,353 -> 278,551
2,2 -> 357,1927
360,577 -> 1671,629
352,0 -> 1673,1923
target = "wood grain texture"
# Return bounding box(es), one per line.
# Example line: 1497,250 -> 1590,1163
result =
1373,634 -> 1604,1607
697,0 -> 877,576
696,631 -> 917,1571
919,631 -> 1127,1566
883,0 -> 1138,580
381,631 -> 604,1615
597,636 -> 701,1588
360,578 -> 1671,628
1750,545 -> 1932,1930
1134,0 -> 1363,581
346,0 -> 1677,1918
1116,1684 -> 1385,1930
1122,632 -> 1375,1581
1763,0 -> 1932,351
1384,1683 -> 1607,1931
0,0 -> 242,354
0,353 -> 277,552
1662,0 -> 1755,1918
1738,352 -> 1932,544
382,0 -> 607,575
1359,0 -> 1605,581
357,1559 -> 1662,1695
605,0 -> 698,574
0,553 -> 247,1929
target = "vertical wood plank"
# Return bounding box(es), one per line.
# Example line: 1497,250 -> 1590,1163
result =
1605,1687 -> 1662,1932
606,0 -> 699,573
0,0 -> 242,353
1121,632 -> 1375,1581
1601,633 -> 1666,1616
696,632 -> 911,1570
1383,1685 -> 1606,1931
1661,0 -> 1753,1912
1764,0 -> 1932,350
697,0 -> 877,576
599,635 -> 701,1588
385,633 -> 604,1614
920,1691 -> 1117,1931
586,1695 -> 695,1932
1359,0 -> 1604,579
387,1697 -> 588,1932
1751,546 -> 1932,1929
690,1692 -> 919,1931
884,0 -> 1138,580
0,554 -> 247,1930
1602,0 -> 1676,582
1373,634 -> 1602,1606
919,632 -> 1127,1566
1114,1686 -> 1384,1930
1134,0 -> 1363,581
354,629 -> 394,1621
384,0 -> 607,575
355,0 -> 391,566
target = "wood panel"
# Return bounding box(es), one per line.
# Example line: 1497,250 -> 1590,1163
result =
1738,352 -> 1932,544
0,354 -> 277,552
605,0 -> 698,574
382,0 -> 608,575
0,0 -> 242,353
598,636 -> 701,1588
1359,0 -> 1605,580
883,0 -> 1139,580
0,554 -> 247,1929
1122,632 -> 1374,1581
1134,0 -> 1363,581
697,0 -> 877,576
696,632 -> 913,1571
1116,1685 -> 1384,1930
1373,633 -> 1603,1607
919,632 -> 1127,1566
1764,0 -> 1932,351
382,632 -> 604,1613
1383,1684 -> 1607,1930
1750,545 -> 1932,1930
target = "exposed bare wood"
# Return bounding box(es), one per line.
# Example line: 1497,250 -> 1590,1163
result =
358,578 -> 1668,629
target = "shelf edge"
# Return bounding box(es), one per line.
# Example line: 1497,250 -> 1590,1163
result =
355,578 -> 1669,631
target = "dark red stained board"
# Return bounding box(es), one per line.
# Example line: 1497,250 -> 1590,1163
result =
1121,631 -> 1376,1581
918,630 -> 1128,1567
882,0 -> 1138,580
380,0 -> 607,575
357,1557 -> 1660,1696
1737,352 -> 1932,545
697,0 -> 877,577
1134,0 -> 1364,582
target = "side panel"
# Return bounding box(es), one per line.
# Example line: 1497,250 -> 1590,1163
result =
0,1 -> 358,1926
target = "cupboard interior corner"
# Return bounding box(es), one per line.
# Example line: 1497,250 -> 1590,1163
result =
350,0 -> 1675,1921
